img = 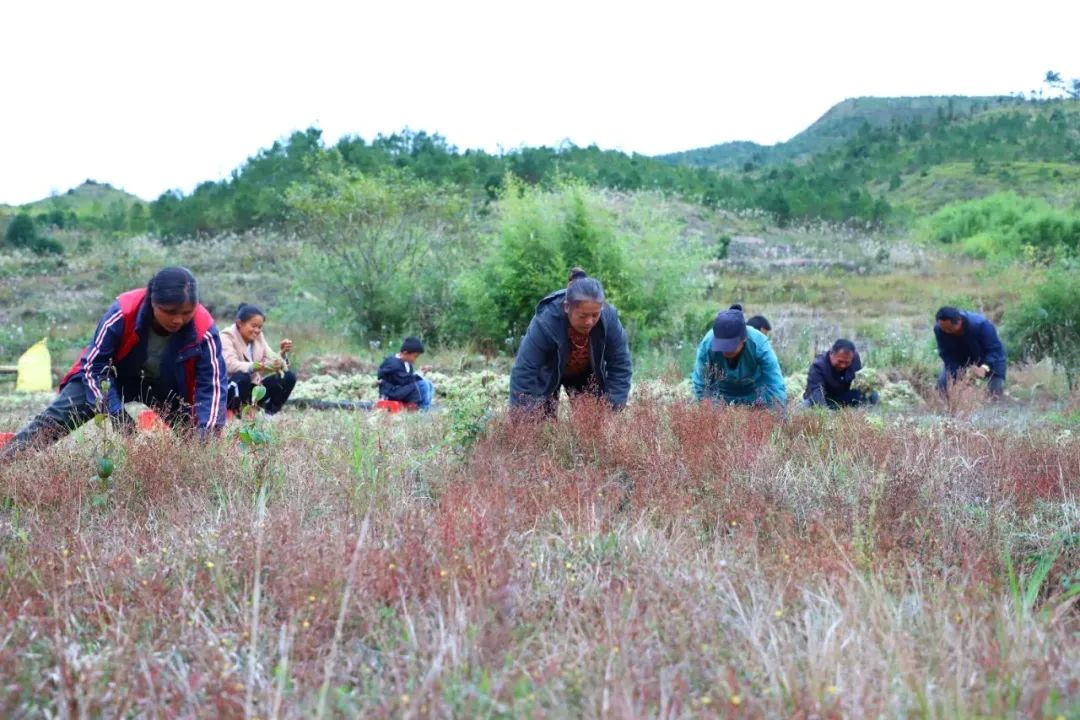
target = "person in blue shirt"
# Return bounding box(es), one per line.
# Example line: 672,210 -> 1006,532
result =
934,306 -> 1006,398
692,304 -> 786,408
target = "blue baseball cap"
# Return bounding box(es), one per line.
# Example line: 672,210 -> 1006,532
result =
711,305 -> 747,353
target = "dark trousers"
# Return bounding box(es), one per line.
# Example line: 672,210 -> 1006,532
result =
537,372 -> 601,417
228,371 -> 296,414
937,368 -> 1005,397
826,388 -> 878,409
1,376 -> 189,458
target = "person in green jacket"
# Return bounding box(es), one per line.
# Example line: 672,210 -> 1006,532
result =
692,304 -> 787,408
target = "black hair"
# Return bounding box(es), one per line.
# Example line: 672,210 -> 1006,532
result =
936,306 -> 963,322
401,336 -> 425,354
568,266 -> 588,283
236,303 -> 265,322
565,277 -> 605,308
746,314 -> 771,332
830,338 -> 857,354
148,266 -> 198,307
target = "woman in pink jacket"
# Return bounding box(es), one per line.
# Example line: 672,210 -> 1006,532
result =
220,303 -> 296,415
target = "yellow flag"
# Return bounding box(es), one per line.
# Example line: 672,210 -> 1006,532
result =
16,338 -> 53,392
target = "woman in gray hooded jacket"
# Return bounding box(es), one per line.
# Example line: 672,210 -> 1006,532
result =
509,273 -> 632,414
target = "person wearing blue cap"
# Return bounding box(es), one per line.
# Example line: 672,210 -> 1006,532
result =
691,304 -> 787,408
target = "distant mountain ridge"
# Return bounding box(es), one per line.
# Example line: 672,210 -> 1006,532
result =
19,180 -> 143,212
657,95 -> 1024,169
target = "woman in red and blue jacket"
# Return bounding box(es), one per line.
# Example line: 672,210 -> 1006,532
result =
2,267 -> 227,456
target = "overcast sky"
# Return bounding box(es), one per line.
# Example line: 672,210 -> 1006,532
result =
2,0 -> 1076,205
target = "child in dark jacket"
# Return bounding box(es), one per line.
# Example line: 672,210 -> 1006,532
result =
377,337 -> 435,409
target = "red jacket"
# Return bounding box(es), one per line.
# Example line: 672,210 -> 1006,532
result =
61,288 -> 227,428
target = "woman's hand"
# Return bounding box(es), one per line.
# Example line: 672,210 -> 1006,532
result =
279,338 -> 293,354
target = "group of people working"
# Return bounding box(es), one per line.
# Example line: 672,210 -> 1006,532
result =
0,266 -> 442,457
508,268 -> 1007,412
2,263 -> 1007,458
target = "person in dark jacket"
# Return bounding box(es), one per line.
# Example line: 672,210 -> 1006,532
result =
377,337 -> 435,409
2,267 -> 227,458
934,306 -> 1006,397
509,272 -> 632,414
746,315 -> 772,336
801,338 -> 878,409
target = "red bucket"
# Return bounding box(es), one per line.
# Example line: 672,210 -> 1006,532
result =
138,410 -> 168,432
375,400 -> 417,414
0,432 -> 14,449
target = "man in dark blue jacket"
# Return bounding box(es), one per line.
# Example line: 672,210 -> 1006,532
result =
934,307 -> 1006,397
801,339 -> 878,408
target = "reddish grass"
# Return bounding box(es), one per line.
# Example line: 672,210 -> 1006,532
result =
0,401 -> 1077,716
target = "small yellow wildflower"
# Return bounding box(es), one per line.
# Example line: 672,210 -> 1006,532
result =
308,594 -> 317,602
774,609 -> 784,618
827,685 -> 839,695
400,694 -> 410,704
205,561 -> 215,569
730,694 -> 741,705
302,620 -> 310,629
440,569 -> 449,577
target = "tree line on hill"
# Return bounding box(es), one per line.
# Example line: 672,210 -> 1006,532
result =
5,82 -> 1080,254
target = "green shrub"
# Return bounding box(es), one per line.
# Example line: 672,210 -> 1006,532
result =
286,168 -> 473,342
3,213 -> 63,255
1004,263 -> 1080,390
457,180 -> 707,347
926,192 -> 1080,260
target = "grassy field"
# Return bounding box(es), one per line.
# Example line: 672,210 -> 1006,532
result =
1,221 -> 1078,717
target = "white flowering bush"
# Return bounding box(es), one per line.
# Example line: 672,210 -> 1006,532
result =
292,371 -> 510,407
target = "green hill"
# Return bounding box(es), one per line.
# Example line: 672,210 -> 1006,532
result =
657,95 -> 1023,169
0,180 -> 149,236
18,180 -> 144,216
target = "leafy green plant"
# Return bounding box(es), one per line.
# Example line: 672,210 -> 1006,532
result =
1004,264 -> 1080,390
91,379 -> 116,507
458,180 -> 707,345
926,192 -> 1080,260
286,168 -> 471,342
238,384 -> 272,449
1006,538 -> 1079,621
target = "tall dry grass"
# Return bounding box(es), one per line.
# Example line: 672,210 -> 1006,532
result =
0,401 -> 1077,717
